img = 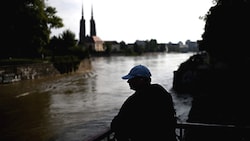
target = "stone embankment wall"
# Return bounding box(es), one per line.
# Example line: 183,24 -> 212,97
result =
0,59 -> 91,84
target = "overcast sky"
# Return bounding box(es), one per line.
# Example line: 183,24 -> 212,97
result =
47,0 -> 214,43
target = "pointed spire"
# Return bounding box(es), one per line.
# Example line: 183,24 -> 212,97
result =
82,2 -> 84,18
79,0 -> 86,44
91,4 -> 94,19
90,3 -> 96,36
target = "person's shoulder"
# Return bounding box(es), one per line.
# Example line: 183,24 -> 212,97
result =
151,83 -> 163,87
151,83 -> 166,90
150,84 -> 170,93
150,84 -> 173,102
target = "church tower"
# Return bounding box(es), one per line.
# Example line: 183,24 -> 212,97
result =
78,3 -> 104,52
79,4 -> 86,44
90,5 -> 96,36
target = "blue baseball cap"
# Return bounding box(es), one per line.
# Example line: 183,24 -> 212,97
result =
122,65 -> 151,80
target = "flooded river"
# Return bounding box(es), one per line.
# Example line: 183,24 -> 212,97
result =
0,53 -> 194,141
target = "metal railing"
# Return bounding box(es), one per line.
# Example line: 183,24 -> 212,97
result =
175,122 -> 250,141
86,122 -> 250,141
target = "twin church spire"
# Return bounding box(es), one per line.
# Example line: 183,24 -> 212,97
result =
79,3 -> 96,44
90,5 -> 96,37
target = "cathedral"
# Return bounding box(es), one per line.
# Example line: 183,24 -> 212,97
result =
79,5 -> 104,52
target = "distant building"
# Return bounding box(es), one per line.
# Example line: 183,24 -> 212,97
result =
135,40 -> 147,46
166,42 -> 183,52
78,4 -> 104,52
104,41 -> 120,52
186,40 -> 199,52
92,36 -> 104,51
166,41 -> 198,53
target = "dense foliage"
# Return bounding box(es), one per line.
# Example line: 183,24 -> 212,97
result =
2,0 -> 63,59
181,1 -> 250,140
199,0 -> 250,65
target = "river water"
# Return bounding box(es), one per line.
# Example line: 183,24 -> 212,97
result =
0,52 -> 194,141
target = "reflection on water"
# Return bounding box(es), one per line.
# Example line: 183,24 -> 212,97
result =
0,53 -> 194,141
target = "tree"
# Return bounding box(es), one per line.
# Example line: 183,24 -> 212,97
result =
49,30 -> 76,56
184,1 -> 250,140
2,0 -> 63,59
49,30 -> 87,73
46,6 -> 64,30
120,41 -> 127,51
60,30 -> 78,51
149,39 -> 158,52
133,43 -> 144,55
199,0 -> 250,64
48,29 -> 87,59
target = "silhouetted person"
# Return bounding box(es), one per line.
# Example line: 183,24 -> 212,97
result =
111,65 -> 177,141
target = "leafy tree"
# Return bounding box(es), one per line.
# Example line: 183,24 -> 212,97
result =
103,42 -> 112,55
49,30 -> 87,73
184,1 -> 250,140
46,6 -> 64,30
48,29 -> 87,59
133,43 -> 144,55
149,39 -> 158,52
199,0 -> 250,64
61,30 -> 77,51
120,41 -> 127,51
2,0 -> 63,59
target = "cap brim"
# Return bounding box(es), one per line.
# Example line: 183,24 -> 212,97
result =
121,74 -> 135,80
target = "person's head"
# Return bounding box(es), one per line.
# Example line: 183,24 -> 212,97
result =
122,65 -> 151,90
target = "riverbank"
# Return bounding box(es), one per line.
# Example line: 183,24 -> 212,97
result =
0,58 -> 91,84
